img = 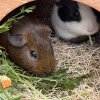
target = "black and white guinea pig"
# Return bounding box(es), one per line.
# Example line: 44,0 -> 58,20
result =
51,0 -> 99,43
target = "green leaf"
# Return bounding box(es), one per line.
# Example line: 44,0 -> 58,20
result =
12,96 -> 22,100
0,6 -> 36,33
0,93 -> 8,100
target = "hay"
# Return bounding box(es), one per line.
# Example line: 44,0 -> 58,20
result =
50,40 -> 100,100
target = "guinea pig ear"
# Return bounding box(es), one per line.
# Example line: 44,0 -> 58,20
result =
8,33 -> 27,47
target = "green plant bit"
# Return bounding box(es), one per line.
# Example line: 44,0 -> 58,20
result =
89,35 -> 94,46
2,89 -> 11,100
0,6 -> 36,33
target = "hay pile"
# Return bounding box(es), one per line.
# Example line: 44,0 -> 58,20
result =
50,40 -> 100,100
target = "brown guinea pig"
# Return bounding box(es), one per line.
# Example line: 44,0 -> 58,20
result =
0,16 -> 55,76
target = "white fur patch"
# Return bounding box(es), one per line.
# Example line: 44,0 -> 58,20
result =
51,2 -> 99,39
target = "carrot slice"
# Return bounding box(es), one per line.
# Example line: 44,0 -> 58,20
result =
0,75 -> 11,89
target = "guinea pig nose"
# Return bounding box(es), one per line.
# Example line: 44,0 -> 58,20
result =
87,27 -> 96,32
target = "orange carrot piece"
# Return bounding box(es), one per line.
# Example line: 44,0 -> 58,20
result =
0,75 -> 11,89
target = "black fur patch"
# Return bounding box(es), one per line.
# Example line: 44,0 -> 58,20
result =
56,0 -> 81,22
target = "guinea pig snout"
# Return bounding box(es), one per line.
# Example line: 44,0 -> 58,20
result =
35,64 -> 55,76
33,55 -> 55,76
42,61 -> 55,75
86,24 -> 99,34
87,27 -> 97,32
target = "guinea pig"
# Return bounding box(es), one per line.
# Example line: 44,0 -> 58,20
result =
0,16 -> 55,76
51,0 -> 99,43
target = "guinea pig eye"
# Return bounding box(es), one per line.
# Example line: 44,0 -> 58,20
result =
30,50 -> 38,60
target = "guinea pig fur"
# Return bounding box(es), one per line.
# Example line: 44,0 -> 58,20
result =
51,0 -> 99,42
0,16 -> 55,76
